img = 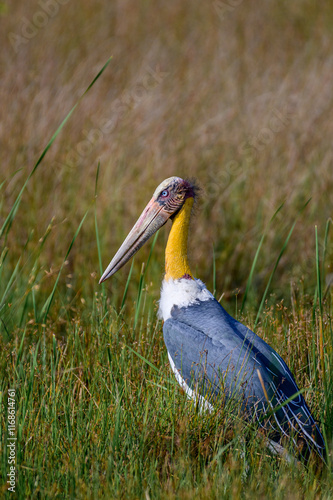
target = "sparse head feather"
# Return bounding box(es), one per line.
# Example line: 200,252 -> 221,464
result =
152,176 -> 200,215
184,177 -> 202,200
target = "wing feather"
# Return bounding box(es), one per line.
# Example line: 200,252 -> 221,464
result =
163,298 -> 325,459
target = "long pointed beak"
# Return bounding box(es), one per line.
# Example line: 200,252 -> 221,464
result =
99,198 -> 169,283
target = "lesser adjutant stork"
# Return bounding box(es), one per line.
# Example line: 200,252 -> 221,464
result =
100,176 -> 325,461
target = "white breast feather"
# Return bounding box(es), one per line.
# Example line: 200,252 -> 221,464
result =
158,278 -> 214,320
167,353 -> 214,412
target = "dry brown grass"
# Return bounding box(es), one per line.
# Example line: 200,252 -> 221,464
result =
2,1 -> 333,304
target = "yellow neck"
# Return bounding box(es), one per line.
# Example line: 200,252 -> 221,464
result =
165,197 -> 193,281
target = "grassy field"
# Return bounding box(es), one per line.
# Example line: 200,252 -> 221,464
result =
1,0 -> 333,497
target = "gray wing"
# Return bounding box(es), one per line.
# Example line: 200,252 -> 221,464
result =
163,298 -> 325,459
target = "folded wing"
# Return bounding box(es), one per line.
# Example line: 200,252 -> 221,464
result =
163,298 -> 325,460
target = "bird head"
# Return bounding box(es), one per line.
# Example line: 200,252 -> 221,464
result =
99,176 -> 196,283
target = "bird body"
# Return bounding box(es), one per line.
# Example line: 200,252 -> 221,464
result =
100,176 -> 325,461
162,278 -> 324,457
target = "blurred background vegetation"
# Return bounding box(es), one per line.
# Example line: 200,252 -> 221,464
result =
1,0 -> 333,324
1,1 -> 333,497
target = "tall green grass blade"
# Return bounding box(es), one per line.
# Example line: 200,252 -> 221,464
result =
0,227 -> 35,314
134,263 -> 146,329
19,295 -> 30,329
257,389 -> 305,422
18,339 -> 40,436
94,162 -> 103,277
212,245 -> 216,297
241,202 -> 284,314
32,286 -> 37,323
0,220 -> 55,338
254,199 -> 311,329
134,231 -> 159,328
40,211 -> 88,322
145,231 -> 159,274
254,222 -> 296,329
121,259 -> 135,310
0,317 -> 10,340
322,218 -> 331,270
125,344 -> 159,373
315,225 -> 326,391
315,226 -> 323,316
323,218 -> 332,300
0,256 -> 21,308
15,327 -> 26,368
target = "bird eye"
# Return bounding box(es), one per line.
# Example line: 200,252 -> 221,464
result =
160,190 -> 169,197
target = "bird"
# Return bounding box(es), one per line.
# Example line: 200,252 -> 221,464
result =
99,176 -> 325,461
